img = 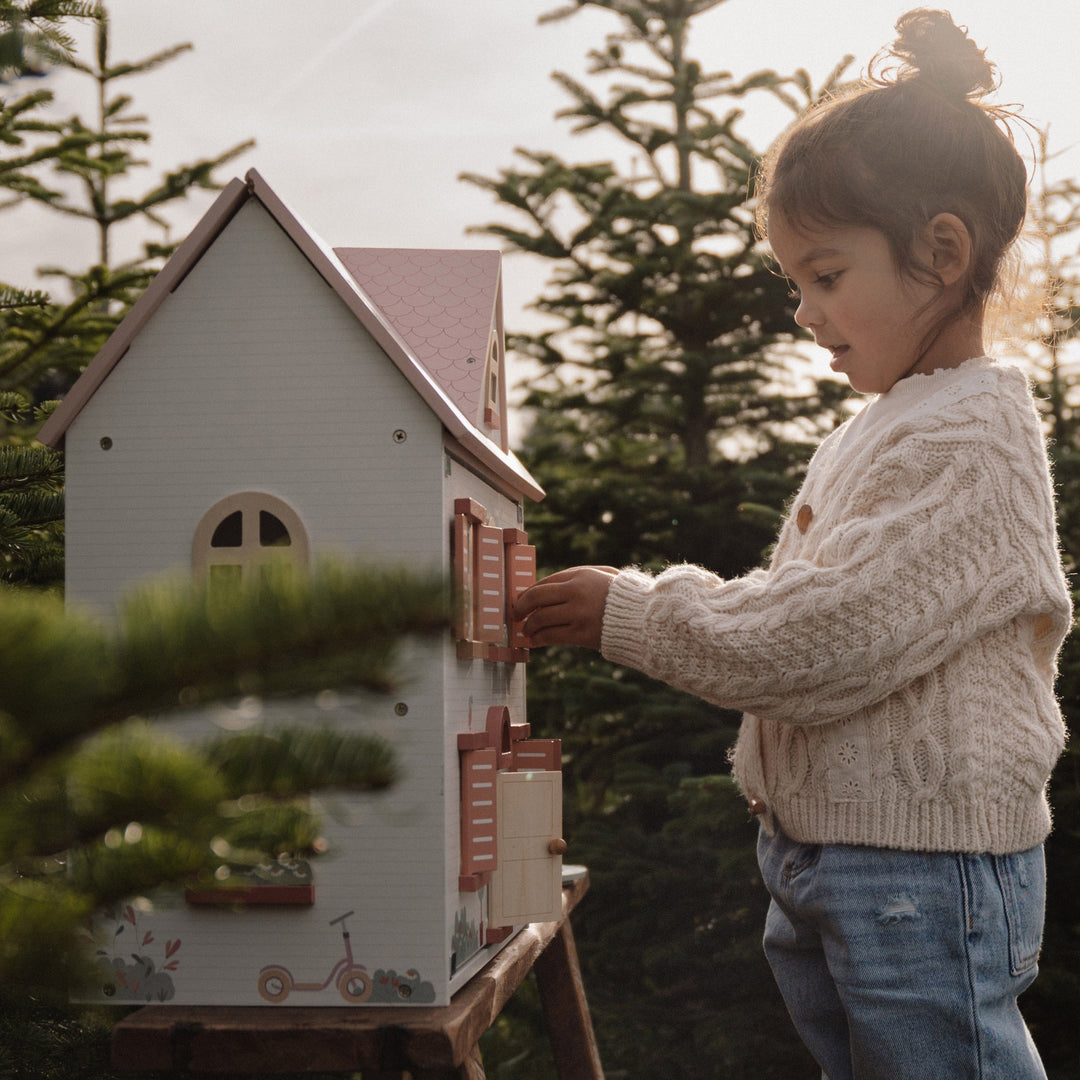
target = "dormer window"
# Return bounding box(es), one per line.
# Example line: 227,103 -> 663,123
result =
483,331 -> 501,431
193,493 -> 310,583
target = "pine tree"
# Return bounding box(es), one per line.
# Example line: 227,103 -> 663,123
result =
1027,129 -> 1080,564
0,1 -> 253,589
463,0 -> 851,575
39,7 -> 251,272
463,2 -> 847,1074
0,390 -> 63,585
3,2 -> 253,401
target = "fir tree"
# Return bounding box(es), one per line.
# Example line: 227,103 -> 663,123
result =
463,0 -> 851,575
0,1 -> 253,589
0,390 -> 63,585
38,6 -> 251,274
3,2 -> 253,401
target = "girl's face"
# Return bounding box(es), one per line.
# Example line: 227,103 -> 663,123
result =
768,217 -> 949,395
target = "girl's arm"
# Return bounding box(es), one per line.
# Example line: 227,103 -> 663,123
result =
518,393 -> 1070,726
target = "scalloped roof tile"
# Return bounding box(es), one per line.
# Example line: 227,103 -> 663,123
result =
334,247 -> 500,421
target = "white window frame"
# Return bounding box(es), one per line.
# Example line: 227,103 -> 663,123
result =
192,492 -> 310,583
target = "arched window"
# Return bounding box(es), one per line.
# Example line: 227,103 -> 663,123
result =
192,493 -> 310,583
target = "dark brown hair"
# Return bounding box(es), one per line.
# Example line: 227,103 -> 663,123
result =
755,9 -> 1028,319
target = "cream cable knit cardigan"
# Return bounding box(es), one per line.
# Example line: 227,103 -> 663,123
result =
601,358 -> 1073,854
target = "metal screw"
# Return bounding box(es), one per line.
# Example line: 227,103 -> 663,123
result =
99,437 -> 113,450
393,429 -> 407,444
394,702 -> 408,716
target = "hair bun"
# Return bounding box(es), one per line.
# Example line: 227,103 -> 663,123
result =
886,8 -> 997,101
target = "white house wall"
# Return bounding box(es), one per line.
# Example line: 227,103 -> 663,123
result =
64,198 -> 446,616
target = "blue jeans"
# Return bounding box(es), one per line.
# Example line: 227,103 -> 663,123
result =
757,828 -> 1047,1080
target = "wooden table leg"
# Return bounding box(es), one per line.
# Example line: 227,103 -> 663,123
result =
534,918 -> 604,1080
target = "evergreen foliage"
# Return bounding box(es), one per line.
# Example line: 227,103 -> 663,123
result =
1029,129 -> 1080,566
463,1 -> 852,575
0,389 -> 63,585
0,560 -> 446,1003
0,0 -> 96,81
0,1 -> 253,590
34,7 -> 252,272
1,3 -> 253,403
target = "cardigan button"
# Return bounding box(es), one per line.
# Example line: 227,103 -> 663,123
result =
748,797 -> 767,817
796,504 -> 813,533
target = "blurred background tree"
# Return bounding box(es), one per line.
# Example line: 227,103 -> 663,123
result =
0,0 -> 250,589
0,1 -> 92,78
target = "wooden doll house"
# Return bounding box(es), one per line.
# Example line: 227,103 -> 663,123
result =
37,168 -> 564,1007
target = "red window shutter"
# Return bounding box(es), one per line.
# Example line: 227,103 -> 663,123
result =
452,514 -> 474,641
511,739 -> 561,772
504,541 -> 536,649
460,748 -> 499,876
472,525 -> 505,643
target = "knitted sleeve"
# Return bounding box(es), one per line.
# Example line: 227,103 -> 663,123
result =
600,378 -> 1070,725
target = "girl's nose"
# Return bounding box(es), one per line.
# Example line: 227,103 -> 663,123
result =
794,296 -> 821,329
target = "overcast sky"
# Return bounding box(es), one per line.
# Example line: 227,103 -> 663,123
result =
5,0 -> 1078,339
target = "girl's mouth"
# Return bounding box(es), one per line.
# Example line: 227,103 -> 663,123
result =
828,345 -> 849,369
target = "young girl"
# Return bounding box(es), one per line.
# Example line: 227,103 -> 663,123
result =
514,10 -> 1072,1079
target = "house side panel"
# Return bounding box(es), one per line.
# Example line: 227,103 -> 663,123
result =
440,460 -> 532,990
63,199 -> 444,616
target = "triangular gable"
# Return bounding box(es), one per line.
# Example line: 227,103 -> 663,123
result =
37,169 -> 542,503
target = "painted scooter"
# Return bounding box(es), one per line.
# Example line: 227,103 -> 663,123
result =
257,910 -> 372,1003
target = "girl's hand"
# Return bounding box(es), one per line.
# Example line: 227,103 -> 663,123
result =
514,566 -> 619,650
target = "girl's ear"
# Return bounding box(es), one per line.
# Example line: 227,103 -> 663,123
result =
921,213 -> 972,287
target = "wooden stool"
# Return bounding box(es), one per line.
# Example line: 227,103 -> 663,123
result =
111,873 -> 602,1079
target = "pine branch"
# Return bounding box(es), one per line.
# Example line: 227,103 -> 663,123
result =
0,560 -> 447,777
0,486 -> 64,523
0,443 -> 62,487
0,0 -> 99,80
0,283 -> 49,309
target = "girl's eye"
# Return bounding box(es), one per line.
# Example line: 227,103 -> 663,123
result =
787,272 -> 840,301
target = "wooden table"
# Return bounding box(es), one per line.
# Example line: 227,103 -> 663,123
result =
111,873 -> 602,1079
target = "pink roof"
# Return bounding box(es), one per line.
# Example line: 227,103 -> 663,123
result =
335,248 -> 501,424
37,169 -> 541,503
